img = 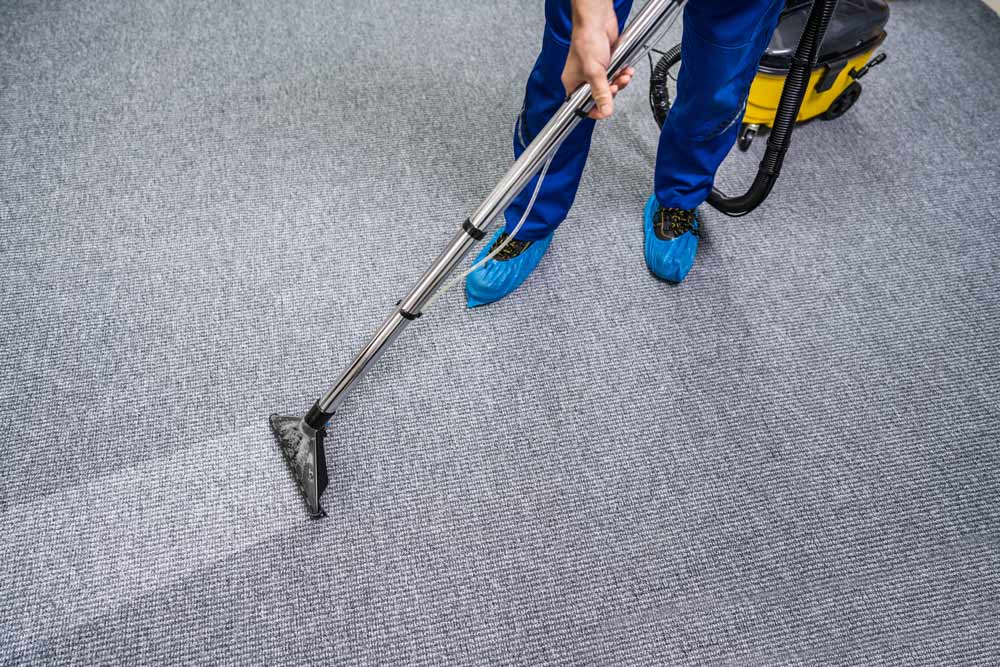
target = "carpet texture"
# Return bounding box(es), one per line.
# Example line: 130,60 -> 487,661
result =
2,0 -> 999,664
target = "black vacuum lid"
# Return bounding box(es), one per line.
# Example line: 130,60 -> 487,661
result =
761,0 -> 890,71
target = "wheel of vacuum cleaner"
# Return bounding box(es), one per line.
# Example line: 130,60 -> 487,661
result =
738,124 -> 758,152
823,81 -> 863,121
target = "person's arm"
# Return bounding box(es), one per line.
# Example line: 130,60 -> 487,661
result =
562,0 -> 635,120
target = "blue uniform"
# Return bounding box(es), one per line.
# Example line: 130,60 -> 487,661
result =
504,0 -> 785,241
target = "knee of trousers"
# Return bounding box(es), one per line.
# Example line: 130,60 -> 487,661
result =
666,31 -> 761,142
667,0 -> 784,143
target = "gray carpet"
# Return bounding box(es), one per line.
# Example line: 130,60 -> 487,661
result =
2,0 -> 999,663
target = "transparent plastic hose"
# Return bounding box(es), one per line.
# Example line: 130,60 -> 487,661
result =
423,154 -> 554,311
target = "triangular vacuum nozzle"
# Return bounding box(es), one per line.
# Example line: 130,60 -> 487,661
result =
269,414 -> 328,518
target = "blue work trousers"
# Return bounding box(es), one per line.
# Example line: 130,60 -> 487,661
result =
505,0 -> 785,240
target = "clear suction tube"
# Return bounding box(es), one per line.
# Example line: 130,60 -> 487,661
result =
422,153 -> 555,310
309,0 -> 685,422
464,155 -> 555,277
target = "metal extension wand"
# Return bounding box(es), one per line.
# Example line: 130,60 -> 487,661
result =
270,0 -> 686,517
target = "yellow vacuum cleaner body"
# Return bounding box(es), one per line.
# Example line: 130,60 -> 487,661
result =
649,0 -> 889,152
739,0 -> 889,149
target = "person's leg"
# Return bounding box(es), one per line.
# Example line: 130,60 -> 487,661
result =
504,0 -> 634,241
466,0 -> 633,307
643,0 -> 784,283
654,0 -> 785,210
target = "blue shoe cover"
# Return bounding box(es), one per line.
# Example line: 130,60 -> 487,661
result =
643,194 -> 700,283
465,229 -> 554,308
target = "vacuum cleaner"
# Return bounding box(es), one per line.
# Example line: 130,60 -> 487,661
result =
271,0 -> 864,517
651,0 -> 888,155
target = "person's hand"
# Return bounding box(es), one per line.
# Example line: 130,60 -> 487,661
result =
561,0 -> 635,120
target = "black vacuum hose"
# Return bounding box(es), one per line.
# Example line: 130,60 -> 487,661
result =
649,0 -> 840,217
649,43 -> 682,128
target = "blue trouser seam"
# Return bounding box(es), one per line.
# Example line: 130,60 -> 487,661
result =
515,103 -> 528,150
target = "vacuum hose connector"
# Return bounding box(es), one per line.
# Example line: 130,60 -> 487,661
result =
707,0 -> 839,216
